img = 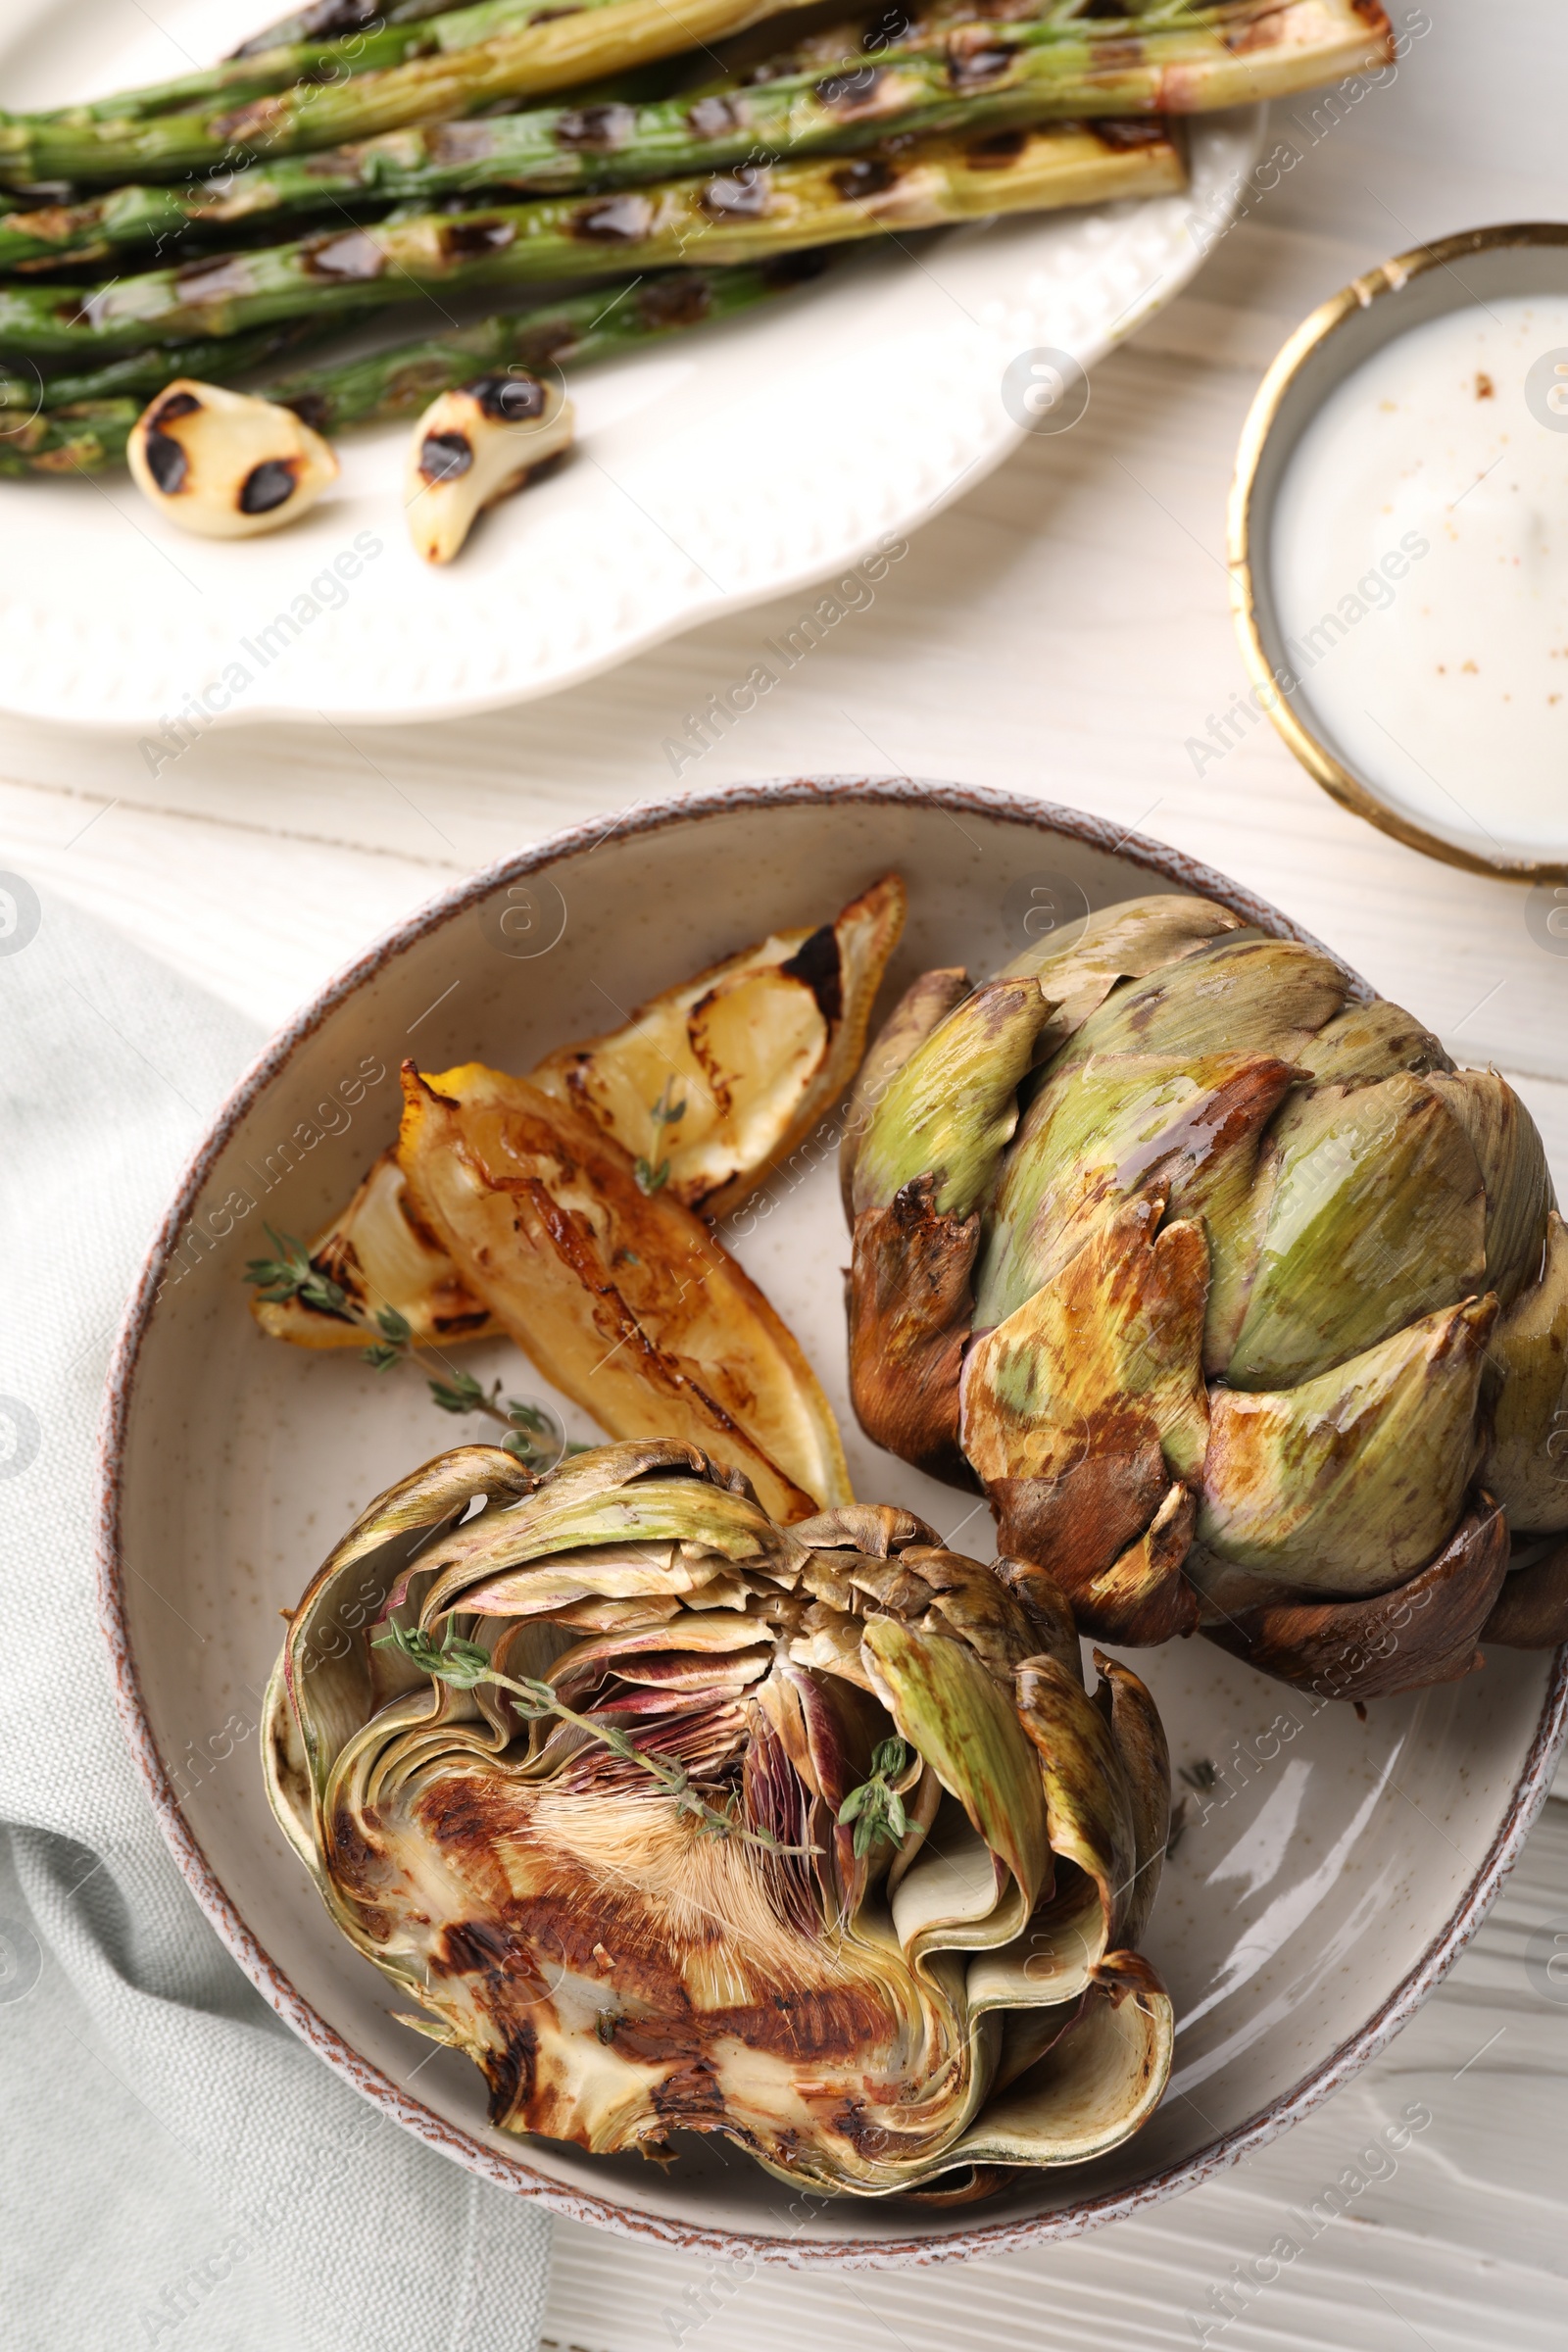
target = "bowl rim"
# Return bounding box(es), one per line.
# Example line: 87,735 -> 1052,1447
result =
95,773 -> 1568,2267
1227,220 -> 1568,886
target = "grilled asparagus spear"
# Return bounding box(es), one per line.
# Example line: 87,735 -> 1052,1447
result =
729,0 -> 1394,110
0,0 -> 821,185
0,257 -> 823,473
5,0 -> 632,137
0,318 -> 334,413
0,55 -> 1174,268
0,0 -> 1388,271
0,399 -> 139,474
0,122 -> 1182,357
227,0 -> 481,60
0,0 -> 1223,141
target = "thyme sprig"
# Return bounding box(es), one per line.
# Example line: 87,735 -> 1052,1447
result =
633,1075 -> 687,1196
244,1224 -> 568,1472
375,1621 -> 819,1858
837,1738 -> 913,1858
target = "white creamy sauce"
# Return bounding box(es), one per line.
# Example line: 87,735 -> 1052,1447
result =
1270,294 -> 1568,859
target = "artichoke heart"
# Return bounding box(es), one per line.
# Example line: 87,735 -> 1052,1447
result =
265,1440 -> 1174,2194
397,1060 -> 850,1524
845,894 -> 1568,1692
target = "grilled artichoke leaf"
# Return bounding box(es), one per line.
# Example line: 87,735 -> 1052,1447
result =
974,1049 -> 1298,1328
998,892 -> 1247,1048
851,975 -> 1055,1222
407,1440 -> 799,1622
1203,1501 -> 1510,1701
1080,1484 -> 1200,1650
534,873 -> 905,1217
964,1642 -> 1173,2057
275,1442 -> 534,1810
840,965 -> 971,1224
989,1553 -> 1081,1680
863,1615 -> 1050,1941
1426,1069 -> 1555,1310
268,1442 -> 1174,2193
1014,1652 -> 1137,1950
397,1061 -> 851,1520
1222,1075 -> 1488,1392
1047,933 -> 1348,1079
841,893 -> 1245,1233
1199,1298 -> 1497,1594
1485,1210 -> 1568,1535
1096,1655 -> 1171,1951
955,1957 -> 1172,2169
1295,997 -> 1453,1086
964,1193 -> 1209,1491
847,1174 -> 981,1488
1483,1534 -> 1568,1648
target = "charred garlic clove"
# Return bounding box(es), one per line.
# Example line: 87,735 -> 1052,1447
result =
404,373 -> 574,564
127,378 -> 337,538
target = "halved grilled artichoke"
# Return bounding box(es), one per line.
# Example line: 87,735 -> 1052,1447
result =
846,896 -> 1568,1699
264,1439 -> 1173,2195
253,874 -> 905,1353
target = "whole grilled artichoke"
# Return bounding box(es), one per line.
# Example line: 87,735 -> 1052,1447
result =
265,1439 -> 1174,2195
845,896 -> 1568,1702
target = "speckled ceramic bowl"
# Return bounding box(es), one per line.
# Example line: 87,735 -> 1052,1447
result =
99,778 -> 1568,2265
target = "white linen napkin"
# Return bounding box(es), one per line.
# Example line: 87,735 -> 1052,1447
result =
0,877 -> 553,2352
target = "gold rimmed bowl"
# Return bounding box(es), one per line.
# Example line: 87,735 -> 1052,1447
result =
1229,221 -> 1568,884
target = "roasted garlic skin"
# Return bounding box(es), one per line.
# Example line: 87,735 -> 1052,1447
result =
404,371 -> 574,564
126,378 -> 338,537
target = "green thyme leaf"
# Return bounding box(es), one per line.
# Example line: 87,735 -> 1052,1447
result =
428,1365 -> 487,1413
243,1225 -> 352,1319
650,1075 -> 687,1130
374,1620 -> 493,1687
837,1737 -> 914,1858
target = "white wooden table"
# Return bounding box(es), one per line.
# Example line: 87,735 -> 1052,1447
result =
7,3 -> 1568,2341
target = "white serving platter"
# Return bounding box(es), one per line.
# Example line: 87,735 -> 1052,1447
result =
99,778 -> 1568,2265
0,0 -> 1260,728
